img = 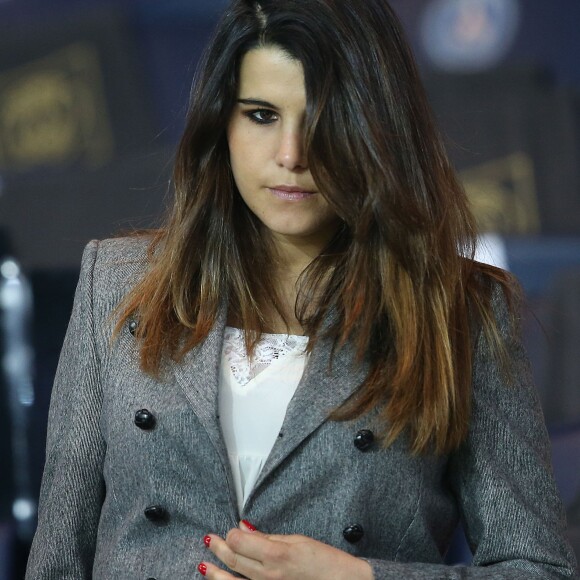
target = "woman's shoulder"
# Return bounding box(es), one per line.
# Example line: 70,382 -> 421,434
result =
79,234 -> 155,302
87,234 -> 153,265
468,260 -> 521,314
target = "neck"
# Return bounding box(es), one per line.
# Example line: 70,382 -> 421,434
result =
266,231 -> 336,335
269,229 -> 335,283
229,226 -> 340,335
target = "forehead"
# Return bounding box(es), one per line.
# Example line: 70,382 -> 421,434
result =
237,46 -> 305,105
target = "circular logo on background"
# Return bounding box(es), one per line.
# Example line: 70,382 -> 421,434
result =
421,0 -> 521,72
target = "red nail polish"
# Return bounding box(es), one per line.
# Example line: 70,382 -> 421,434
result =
198,562 -> 207,576
241,519 -> 257,532
203,535 -> 211,548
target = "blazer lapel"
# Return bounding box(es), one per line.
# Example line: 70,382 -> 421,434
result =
171,305 -> 240,517
249,332 -> 369,496
171,309 -> 370,515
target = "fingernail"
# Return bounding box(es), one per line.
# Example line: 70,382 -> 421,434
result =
241,519 -> 257,532
203,535 -> 211,548
198,562 -> 207,576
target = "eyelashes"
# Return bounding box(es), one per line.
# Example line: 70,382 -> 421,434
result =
243,109 -> 279,125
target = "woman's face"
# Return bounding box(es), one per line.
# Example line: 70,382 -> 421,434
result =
227,45 -> 340,253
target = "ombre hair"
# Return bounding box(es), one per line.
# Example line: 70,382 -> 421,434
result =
117,0 -> 518,454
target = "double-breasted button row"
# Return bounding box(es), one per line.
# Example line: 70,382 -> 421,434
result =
343,524 -> 364,543
135,409 -> 156,430
347,430 -> 370,545
144,505 -> 168,524
354,429 -> 374,451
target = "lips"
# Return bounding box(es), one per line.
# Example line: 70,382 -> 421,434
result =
268,185 -> 316,201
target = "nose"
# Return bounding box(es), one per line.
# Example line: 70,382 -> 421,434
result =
275,128 -> 307,171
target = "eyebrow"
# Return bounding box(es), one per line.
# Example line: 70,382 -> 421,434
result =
237,98 -> 278,109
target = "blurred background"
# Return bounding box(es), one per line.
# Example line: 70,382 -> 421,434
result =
0,0 -> 579,576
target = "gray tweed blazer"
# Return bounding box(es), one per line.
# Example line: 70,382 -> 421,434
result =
26,237 -> 578,579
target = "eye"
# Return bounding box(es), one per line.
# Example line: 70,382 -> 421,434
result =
244,109 -> 279,125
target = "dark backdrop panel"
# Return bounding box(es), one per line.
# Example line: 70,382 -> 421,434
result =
0,148 -> 172,270
426,69 -> 580,234
134,0 -> 227,143
0,6 -> 156,173
28,269 -> 80,510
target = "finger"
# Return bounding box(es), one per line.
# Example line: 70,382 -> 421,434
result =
264,533 -> 306,544
197,561 -> 239,579
207,531 -> 264,578
236,521 -> 301,545
239,520 -> 259,533
226,527 -> 288,562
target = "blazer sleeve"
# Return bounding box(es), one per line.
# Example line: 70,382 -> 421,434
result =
366,287 -> 579,579
26,240 -> 105,579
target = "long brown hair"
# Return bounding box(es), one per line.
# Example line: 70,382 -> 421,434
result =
117,0 -> 518,454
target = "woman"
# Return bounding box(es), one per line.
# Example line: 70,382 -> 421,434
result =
26,0 -> 578,578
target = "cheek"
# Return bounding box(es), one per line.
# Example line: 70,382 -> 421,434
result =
228,156 -> 245,194
228,132 -> 257,183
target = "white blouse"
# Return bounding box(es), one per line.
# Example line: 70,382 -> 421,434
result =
218,327 -> 309,512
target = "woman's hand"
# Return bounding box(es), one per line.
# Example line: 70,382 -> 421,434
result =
198,521 -> 374,580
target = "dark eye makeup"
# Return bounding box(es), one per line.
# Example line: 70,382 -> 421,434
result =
243,109 -> 279,125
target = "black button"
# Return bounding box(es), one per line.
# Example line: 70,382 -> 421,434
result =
135,409 -> 156,430
354,429 -> 374,451
128,320 -> 138,336
144,505 -> 168,523
343,524 -> 364,543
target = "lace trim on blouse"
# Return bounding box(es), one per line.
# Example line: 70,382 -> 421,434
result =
223,326 -> 309,387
